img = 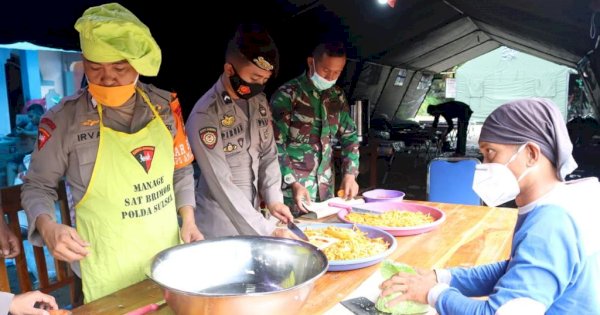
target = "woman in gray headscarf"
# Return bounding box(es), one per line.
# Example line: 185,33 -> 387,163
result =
379,98 -> 600,315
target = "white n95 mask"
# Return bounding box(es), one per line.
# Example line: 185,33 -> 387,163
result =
472,163 -> 521,207
472,144 -> 534,207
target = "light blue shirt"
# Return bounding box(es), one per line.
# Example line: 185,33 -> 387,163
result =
432,178 -> 600,314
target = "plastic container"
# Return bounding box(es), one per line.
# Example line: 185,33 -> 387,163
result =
362,189 -> 405,203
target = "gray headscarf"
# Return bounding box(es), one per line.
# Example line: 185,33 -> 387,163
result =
479,98 -> 577,180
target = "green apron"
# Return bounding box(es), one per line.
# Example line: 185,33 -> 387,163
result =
76,89 -> 180,302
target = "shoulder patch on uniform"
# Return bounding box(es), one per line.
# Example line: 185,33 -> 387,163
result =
199,127 -> 217,149
37,127 -> 51,150
40,117 -> 56,130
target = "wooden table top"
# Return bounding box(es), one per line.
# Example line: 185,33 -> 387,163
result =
71,201 -> 517,315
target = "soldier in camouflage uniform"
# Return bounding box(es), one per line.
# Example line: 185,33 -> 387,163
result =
270,41 -> 360,215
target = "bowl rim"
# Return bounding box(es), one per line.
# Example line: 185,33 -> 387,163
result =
362,188 -> 406,199
297,223 -> 397,267
336,201 -> 446,232
148,235 -> 329,297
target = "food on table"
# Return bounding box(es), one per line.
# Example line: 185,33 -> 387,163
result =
376,260 -> 430,314
337,189 -> 345,198
346,210 -> 434,227
304,225 -> 388,261
48,310 -> 72,315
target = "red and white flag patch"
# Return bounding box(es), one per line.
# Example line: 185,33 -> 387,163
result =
131,146 -> 156,173
37,128 -> 51,150
40,117 -> 56,130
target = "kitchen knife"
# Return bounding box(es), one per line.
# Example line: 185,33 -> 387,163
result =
287,221 -> 309,241
341,297 -> 389,315
327,201 -> 382,215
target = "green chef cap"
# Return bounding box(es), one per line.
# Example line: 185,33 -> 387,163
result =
74,2 -> 161,76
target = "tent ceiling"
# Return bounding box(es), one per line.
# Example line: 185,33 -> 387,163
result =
1,0 -> 597,113
287,0 -> 593,71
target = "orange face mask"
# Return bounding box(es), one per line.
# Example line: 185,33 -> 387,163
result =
87,79 -> 137,107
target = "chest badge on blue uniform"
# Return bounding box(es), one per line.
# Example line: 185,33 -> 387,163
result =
223,143 -> 237,153
259,105 -> 267,117
221,115 -> 235,127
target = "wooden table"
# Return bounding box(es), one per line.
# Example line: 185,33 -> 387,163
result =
72,201 -> 517,315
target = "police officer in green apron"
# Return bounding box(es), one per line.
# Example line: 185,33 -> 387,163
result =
22,3 -> 203,303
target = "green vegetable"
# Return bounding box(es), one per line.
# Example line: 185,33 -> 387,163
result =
281,270 -> 295,289
375,260 -> 430,315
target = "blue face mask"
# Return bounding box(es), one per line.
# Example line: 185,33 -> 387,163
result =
310,60 -> 336,91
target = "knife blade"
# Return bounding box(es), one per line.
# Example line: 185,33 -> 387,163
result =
287,221 -> 309,241
348,205 -> 383,215
327,201 -> 381,215
341,297 -> 390,315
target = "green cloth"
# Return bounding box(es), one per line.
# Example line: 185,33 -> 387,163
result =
75,2 -> 161,76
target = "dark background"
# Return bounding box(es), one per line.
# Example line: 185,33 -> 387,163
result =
1,0 -> 352,119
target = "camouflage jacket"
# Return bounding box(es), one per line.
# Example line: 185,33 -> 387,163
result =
270,73 -> 359,202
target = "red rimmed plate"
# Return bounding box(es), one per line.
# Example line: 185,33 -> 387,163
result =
337,201 -> 446,236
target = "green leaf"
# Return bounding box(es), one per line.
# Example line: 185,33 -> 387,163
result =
380,260 -> 416,279
376,260 -> 430,315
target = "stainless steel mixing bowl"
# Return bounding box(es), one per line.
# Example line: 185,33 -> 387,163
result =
148,236 -> 329,315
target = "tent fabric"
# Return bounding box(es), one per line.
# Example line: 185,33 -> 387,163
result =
455,47 -> 571,123
1,0 -> 598,117
285,0 -> 596,118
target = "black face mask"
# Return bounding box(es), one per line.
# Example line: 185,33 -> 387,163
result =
229,66 -> 265,100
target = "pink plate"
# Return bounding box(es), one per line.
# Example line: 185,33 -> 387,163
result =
337,201 -> 446,236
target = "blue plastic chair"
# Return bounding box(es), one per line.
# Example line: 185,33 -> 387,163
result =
427,157 -> 481,205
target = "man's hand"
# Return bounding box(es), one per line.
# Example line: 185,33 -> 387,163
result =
10,290 -> 58,315
379,268 -> 437,306
267,202 -> 293,224
37,215 -> 89,263
178,206 -> 204,243
339,174 -> 359,200
0,221 -> 20,258
291,182 -> 311,213
271,227 -> 302,240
